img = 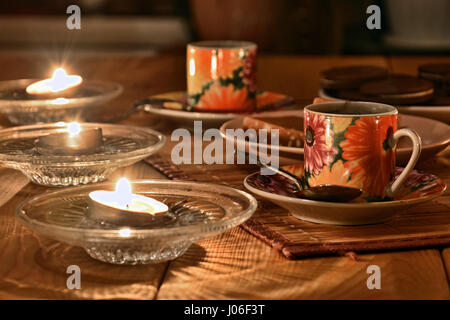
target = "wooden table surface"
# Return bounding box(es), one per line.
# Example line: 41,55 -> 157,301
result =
0,53 -> 449,300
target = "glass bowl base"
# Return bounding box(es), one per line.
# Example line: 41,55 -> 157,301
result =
85,242 -> 192,265
25,168 -> 112,187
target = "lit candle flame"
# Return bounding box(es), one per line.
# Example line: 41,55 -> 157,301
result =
88,177 -> 169,216
116,177 -> 133,208
26,67 -> 83,95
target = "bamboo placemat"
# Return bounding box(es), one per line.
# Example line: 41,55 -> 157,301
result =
145,149 -> 450,260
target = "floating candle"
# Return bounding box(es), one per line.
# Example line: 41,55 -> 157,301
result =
26,67 -> 83,96
88,178 -> 168,226
36,122 -> 103,155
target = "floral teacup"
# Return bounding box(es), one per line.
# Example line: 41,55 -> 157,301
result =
303,101 -> 422,200
187,41 -> 257,112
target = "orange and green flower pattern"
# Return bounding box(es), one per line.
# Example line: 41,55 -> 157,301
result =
340,116 -> 397,198
304,110 -> 398,199
187,45 -> 257,112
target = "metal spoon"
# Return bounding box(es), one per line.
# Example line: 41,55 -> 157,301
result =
254,157 -> 362,202
108,98 -> 188,123
296,184 -> 362,202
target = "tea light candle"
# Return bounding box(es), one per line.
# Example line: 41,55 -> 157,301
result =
88,178 -> 168,226
26,67 -> 83,97
36,122 -> 103,155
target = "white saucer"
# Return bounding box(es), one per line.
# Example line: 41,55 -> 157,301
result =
141,91 -> 297,129
220,110 -> 450,166
244,167 -> 446,225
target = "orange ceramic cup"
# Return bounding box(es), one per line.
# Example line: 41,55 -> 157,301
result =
187,41 -> 257,112
303,101 -> 422,200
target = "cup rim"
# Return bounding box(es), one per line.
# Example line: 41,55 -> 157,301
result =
187,40 -> 257,50
304,101 -> 398,117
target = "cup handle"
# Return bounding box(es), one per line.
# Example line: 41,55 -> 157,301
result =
385,128 -> 422,198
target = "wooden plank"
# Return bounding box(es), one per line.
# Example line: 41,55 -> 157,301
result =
441,248 -> 450,287
157,226 -> 449,299
0,168 -> 29,208
109,161 -> 168,181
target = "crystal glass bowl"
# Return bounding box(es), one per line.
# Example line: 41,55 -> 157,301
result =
16,180 -> 257,264
0,79 -> 122,124
0,123 -> 165,186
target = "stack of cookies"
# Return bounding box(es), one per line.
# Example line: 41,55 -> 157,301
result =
320,63 -> 450,105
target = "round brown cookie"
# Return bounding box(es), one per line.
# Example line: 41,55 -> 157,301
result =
418,63 -> 450,82
359,74 -> 434,105
419,63 -> 450,95
320,65 -> 388,90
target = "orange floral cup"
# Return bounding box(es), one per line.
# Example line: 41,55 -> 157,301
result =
187,41 -> 257,112
303,101 -> 422,200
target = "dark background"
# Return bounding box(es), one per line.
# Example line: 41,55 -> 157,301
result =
0,0 -> 449,55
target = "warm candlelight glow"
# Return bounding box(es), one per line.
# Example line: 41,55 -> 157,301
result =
26,67 -> 83,95
51,97 -> 69,105
116,177 -> 133,208
67,122 -> 82,135
35,123 -> 103,155
118,228 -> 132,237
89,178 -> 168,215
